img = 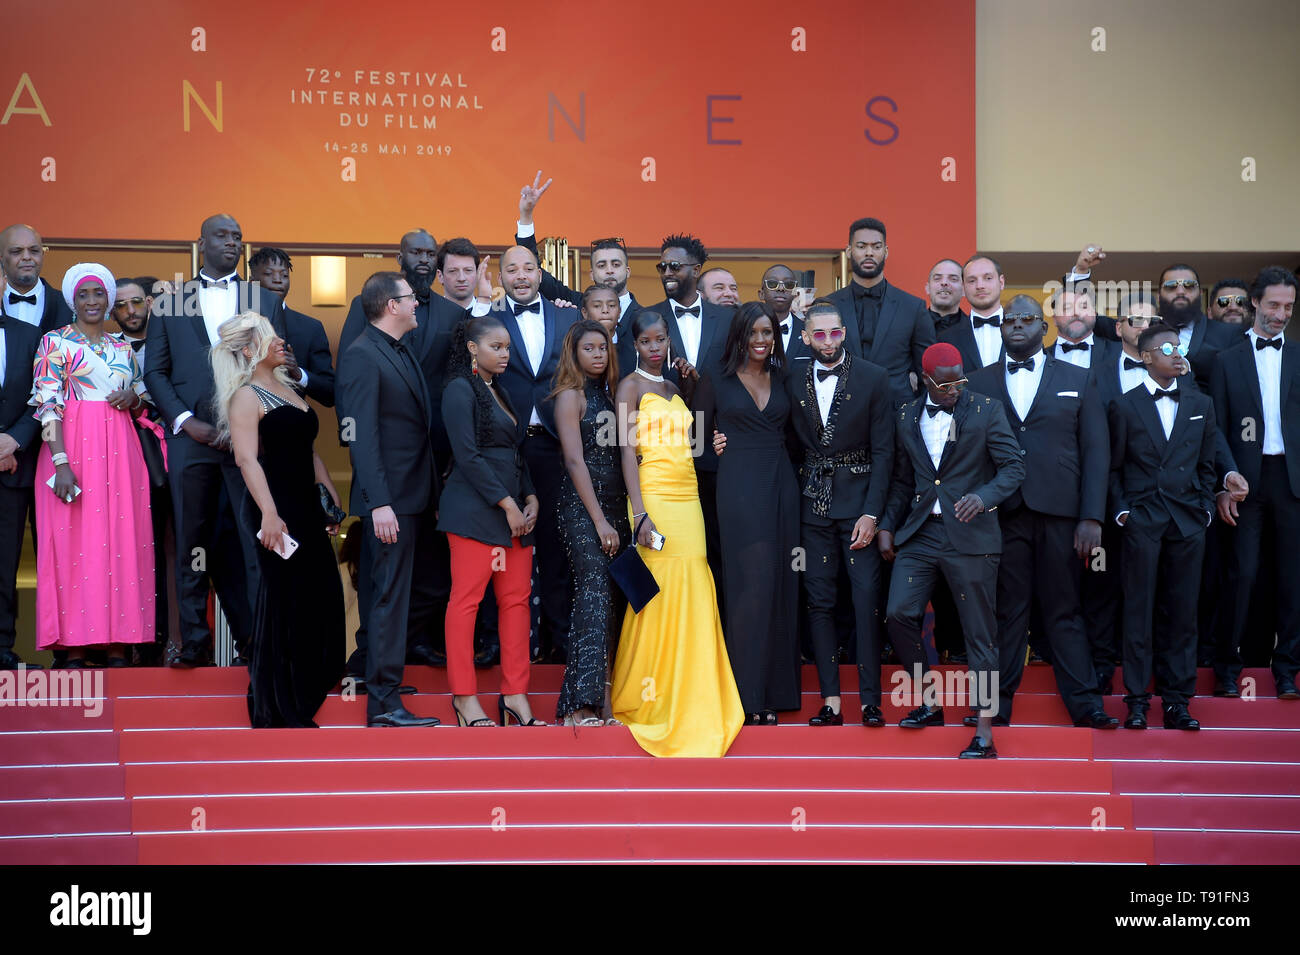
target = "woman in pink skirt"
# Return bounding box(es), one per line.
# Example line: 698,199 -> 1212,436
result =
31,264 -> 157,667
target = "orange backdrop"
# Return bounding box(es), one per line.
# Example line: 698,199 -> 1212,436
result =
1,0 -> 974,286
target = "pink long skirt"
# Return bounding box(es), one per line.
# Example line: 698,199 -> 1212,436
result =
34,399 -> 155,648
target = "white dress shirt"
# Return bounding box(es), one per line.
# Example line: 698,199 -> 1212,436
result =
173,270 -> 238,433
1118,350 -> 1146,394
1054,332 -> 1096,369
509,295 -> 546,426
780,314 -> 795,355
672,294 -> 704,366
1249,329 -> 1286,455
813,356 -> 844,425
1004,350 -> 1045,422
920,404 -> 952,515
969,307 -> 1004,368
0,325 -> 7,387
1144,374 -> 1179,439
3,280 -> 44,327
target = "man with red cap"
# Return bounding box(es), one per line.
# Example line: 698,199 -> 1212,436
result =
877,342 -> 1026,758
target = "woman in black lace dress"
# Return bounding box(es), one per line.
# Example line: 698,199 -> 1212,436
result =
215,313 -> 345,728
551,320 -> 630,725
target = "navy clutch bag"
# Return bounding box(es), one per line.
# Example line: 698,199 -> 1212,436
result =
608,515 -> 660,613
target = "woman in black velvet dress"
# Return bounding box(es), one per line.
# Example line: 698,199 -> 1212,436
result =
695,302 -> 801,725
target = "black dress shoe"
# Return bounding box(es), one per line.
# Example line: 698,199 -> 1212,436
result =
0,649 -> 39,670
405,645 -> 445,667
1027,649 -> 1048,666
367,707 -> 440,728
1123,706 -> 1148,730
1074,709 -> 1120,729
230,655 -> 248,667
946,651 -> 968,665
476,645 -> 502,667
961,713 -> 1010,728
1162,704 -> 1200,731
861,705 -> 885,727
64,658 -> 86,670
808,705 -> 843,726
105,656 -> 130,668
1213,678 -> 1240,698
899,704 -> 944,728
171,643 -> 209,669
1277,679 -> 1300,701
958,735 -> 997,759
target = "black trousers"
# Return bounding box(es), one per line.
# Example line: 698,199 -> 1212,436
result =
885,517 -> 999,713
994,506 -> 1102,722
803,516 -> 886,702
523,431 -> 569,656
930,576 -> 964,659
1120,522 -> 1202,707
1082,518 -> 1124,689
351,509 -> 447,670
1224,456 -> 1300,683
697,469 -> 724,621
0,483 -> 33,651
167,438 -> 260,652
362,511 -> 428,718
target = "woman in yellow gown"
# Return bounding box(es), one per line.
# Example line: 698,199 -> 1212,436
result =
610,311 -> 744,757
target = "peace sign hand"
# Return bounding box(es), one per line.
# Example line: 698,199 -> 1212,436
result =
518,170 -> 553,222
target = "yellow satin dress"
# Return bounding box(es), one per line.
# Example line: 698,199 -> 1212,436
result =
611,392 -> 744,757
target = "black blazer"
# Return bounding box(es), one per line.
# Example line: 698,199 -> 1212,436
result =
882,389 -> 1026,555
143,278 -> 280,435
1091,348 -> 1143,411
967,355 -> 1108,522
937,312 -> 1003,373
782,314 -> 812,365
1096,312 -> 1242,393
338,324 -> 438,517
1211,338 -> 1300,497
272,303 -> 335,407
494,296 -> 576,438
785,355 -> 894,524
1108,383 -> 1218,540
825,280 -> 933,407
0,278 -> 74,334
0,317 -> 42,488
437,376 -> 536,548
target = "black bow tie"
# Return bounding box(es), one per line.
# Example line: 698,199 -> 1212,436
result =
972,314 -> 1000,329
512,300 -> 540,316
1256,336 -> 1282,351
1059,341 -> 1090,353
130,339 -> 145,352
854,283 -> 884,301
780,323 -> 790,335
200,277 -> 230,289
1152,388 -> 1179,402
673,304 -> 700,318
925,403 -> 948,418
7,292 -> 36,306
1123,357 -> 1144,370
816,365 -> 843,382
1006,357 -> 1035,374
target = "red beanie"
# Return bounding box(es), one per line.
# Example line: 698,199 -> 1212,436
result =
922,342 -> 963,377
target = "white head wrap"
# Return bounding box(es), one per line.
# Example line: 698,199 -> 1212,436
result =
61,263 -> 117,313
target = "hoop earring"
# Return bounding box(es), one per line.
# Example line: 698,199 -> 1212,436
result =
471,354 -> 478,375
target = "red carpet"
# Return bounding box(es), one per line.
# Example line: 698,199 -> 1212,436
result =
2,665 -> 1296,863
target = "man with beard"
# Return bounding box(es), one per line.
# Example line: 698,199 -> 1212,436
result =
248,248 -> 336,406
939,255 -> 1004,372
435,237 -> 494,314
1048,286 -> 1117,374
758,264 -> 808,362
0,224 -> 74,332
826,218 -> 934,406
1209,278 -> 1253,326
700,268 -> 740,308
925,258 -> 967,333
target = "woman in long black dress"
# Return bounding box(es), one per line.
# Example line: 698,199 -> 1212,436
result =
216,313 -> 345,728
551,320 -> 630,725
696,301 -> 801,725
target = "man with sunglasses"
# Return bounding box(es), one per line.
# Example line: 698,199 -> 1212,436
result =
878,343 -> 1024,758
966,296 -> 1116,729
1211,266 -> 1300,701
826,217 -> 934,407
1208,279 -> 1253,326
758,264 -> 809,362
1108,322 -> 1218,731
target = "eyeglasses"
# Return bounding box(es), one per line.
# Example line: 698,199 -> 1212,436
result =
762,279 -> 798,292
1216,295 -> 1249,307
655,261 -> 694,274
809,328 -> 845,342
390,293 -> 417,303
925,375 -> 968,394
1162,279 -> 1199,290
113,297 -> 147,309
1124,315 -> 1153,327
1156,342 -> 1190,357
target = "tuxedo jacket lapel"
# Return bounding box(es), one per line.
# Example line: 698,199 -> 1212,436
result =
1134,390 -> 1168,453
906,404 -> 937,478
870,288 -> 899,362
937,398 -> 964,472
1164,395 -> 1193,461
663,309 -> 687,365
1024,357 -> 1056,422
372,330 -> 429,416
500,307 -> 531,377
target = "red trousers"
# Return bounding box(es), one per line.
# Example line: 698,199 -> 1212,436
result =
445,535 -> 533,696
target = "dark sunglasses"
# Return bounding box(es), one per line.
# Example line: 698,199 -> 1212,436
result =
1162,279 -> 1199,290
655,260 -> 694,274
113,297 -> 148,308
1216,295 -> 1249,307
590,237 -> 626,254
1124,314 -> 1153,327
762,279 -> 799,292
809,328 -> 845,342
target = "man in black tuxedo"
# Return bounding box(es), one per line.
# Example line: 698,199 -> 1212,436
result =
338,272 -> 440,727
877,343 -> 1025,758
1109,322 -> 1219,731
825,217 -> 933,406
939,255 -> 1005,373
0,314 -> 42,669
1047,286 -> 1116,374
248,248 -> 335,406
967,296 -> 1117,728
0,224 -> 74,333
925,258 -> 967,337
1208,278 -> 1253,326
759,264 -> 809,364
144,213 -> 278,666
777,301 -> 894,726
495,244 -> 577,661
1212,266 -> 1300,700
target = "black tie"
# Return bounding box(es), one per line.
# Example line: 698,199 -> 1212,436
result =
200,277 -> 229,289
780,323 -> 789,335
1257,336 -> 1282,351
674,304 -> 701,318
1152,388 -> 1180,402
7,292 -> 36,306
972,314 -> 1000,329
1123,357 -> 1144,370
131,339 -> 145,352
512,300 -> 540,316
1006,357 -> 1035,374
816,366 -> 842,382
1059,341 -> 1090,353
925,403 -> 947,418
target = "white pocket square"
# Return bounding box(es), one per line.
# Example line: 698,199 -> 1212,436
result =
1057,391 -> 1079,398
1190,414 -> 1204,421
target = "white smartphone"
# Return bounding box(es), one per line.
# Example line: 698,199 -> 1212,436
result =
46,474 -> 81,500
256,528 -> 300,560
648,530 -> 667,551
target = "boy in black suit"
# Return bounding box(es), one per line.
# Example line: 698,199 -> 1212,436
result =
1109,322 -> 1218,730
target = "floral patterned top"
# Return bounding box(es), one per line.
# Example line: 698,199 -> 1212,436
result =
29,326 -> 148,425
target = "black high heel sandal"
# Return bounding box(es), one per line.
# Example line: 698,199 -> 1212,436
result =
498,696 -> 546,726
453,701 -> 496,727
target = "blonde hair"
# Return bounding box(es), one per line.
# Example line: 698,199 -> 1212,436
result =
211,311 -> 294,442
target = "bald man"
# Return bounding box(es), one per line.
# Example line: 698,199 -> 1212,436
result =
0,224 -> 74,332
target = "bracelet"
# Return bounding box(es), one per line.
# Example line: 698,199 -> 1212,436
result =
632,512 -> 647,520
51,452 -> 69,466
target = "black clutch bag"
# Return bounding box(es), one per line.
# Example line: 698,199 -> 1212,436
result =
133,419 -> 167,490
318,482 -> 346,524
608,515 -> 660,613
